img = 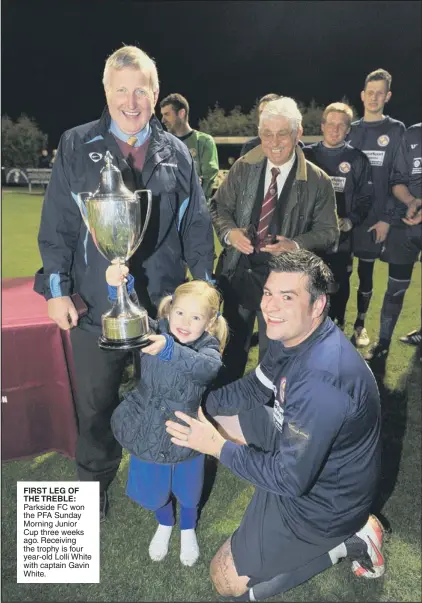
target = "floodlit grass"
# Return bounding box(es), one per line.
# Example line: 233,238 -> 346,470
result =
1,190 -> 421,602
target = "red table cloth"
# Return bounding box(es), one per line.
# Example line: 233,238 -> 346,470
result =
1,277 -> 77,460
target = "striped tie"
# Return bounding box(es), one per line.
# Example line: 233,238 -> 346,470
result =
256,167 -> 280,248
127,136 -> 138,146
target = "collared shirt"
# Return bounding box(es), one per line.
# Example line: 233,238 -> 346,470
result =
264,152 -> 296,198
109,120 -> 151,147
224,150 -> 299,247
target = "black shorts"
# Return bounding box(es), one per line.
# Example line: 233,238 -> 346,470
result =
380,224 -> 422,265
230,406 -> 343,585
352,216 -> 383,259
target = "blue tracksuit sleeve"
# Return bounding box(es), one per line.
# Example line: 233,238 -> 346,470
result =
177,149 -> 215,282
205,341 -> 279,417
219,372 -> 348,496
36,134 -> 82,299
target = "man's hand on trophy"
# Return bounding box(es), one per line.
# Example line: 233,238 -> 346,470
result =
105,264 -> 129,286
47,296 -> 78,330
141,334 -> 167,356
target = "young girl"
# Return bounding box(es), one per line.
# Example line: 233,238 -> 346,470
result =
106,265 -> 228,566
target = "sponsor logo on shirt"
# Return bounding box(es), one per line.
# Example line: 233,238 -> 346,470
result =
273,377 -> 286,432
412,157 -> 422,175
330,176 -> 346,193
377,135 -> 390,147
411,144 -> 418,149
339,162 -> 351,174
89,152 -> 103,163
160,162 -> 178,168
362,150 -> 385,167
273,399 -> 285,432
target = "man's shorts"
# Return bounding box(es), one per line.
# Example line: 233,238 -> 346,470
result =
352,216 -> 384,260
380,224 -> 422,265
230,406 -> 343,586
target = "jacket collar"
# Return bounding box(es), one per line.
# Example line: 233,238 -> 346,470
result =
242,144 -> 308,181
88,107 -> 168,152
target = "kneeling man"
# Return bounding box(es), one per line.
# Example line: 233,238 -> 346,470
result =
166,250 -> 384,601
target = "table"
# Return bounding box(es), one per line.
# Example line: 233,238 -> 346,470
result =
1,277 -> 77,461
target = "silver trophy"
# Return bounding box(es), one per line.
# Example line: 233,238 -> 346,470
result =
77,151 -> 152,350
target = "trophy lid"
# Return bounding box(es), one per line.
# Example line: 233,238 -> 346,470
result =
94,151 -> 131,197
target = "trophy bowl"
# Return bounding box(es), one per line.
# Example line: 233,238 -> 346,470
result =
77,151 -> 153,350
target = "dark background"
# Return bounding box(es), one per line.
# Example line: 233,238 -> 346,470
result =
2,0 -> 421,147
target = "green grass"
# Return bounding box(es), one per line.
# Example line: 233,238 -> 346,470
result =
2,190 -> 421,602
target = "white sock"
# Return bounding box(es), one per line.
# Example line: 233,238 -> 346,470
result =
149,524 -> 173,561
328,541 -> 347,565
180,528 -> 200,566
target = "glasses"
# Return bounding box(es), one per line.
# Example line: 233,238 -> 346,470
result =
259,130 -> 292,143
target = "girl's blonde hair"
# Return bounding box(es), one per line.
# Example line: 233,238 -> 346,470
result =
157,281 -> 228,353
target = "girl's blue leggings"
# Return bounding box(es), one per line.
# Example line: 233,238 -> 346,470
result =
126,453 -> 205,529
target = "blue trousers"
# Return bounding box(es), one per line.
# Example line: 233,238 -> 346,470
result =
126,454 -> 205,529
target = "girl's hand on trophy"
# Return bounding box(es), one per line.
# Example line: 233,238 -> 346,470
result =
105,264 -> 129,286
141,334 -> 167,356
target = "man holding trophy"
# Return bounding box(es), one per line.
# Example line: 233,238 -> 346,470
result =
35,45 -> 214,521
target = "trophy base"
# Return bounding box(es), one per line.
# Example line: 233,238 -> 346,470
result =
98,333 -> 152,350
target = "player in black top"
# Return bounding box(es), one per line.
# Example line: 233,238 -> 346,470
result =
240,93 -> 281,156
303,102 -> 373,330
346,69 -> 405,351
365,123 -> 422,369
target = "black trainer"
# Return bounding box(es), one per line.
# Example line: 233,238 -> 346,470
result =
100,490 -> 109,523
364,341 -> 389,374
399,328 -> 421,346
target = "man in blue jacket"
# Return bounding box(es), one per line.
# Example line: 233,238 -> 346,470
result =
35,45 -> 214,521
166,250 -> 384,601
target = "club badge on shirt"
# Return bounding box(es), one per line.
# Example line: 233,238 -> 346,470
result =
377,135 -> 390,147
413,157 -> 422,175
339,162 -> 351,174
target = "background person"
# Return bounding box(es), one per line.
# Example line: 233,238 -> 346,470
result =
346,68 -> 405,348
365,122 -> 422,370
160,92 -> 219,201
303,102 -> 373,330
37,148 -> 50,168
35,45 -> 214,521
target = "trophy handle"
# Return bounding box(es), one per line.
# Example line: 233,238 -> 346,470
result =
76,192 -> 93,230
134,190 -> 152,246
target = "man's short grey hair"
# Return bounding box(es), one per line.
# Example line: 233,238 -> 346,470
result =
259,97 -> 303,133
103,45 -> 159,93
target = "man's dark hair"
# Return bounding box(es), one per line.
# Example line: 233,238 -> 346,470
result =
160,93 -> 190,118
268,250 -> 333,317
364,68 -> 392,92
259,93 -> 280,105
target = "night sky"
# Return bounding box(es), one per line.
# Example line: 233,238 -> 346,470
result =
2,0 -> 421,148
